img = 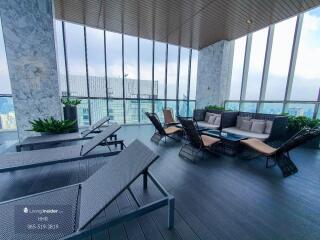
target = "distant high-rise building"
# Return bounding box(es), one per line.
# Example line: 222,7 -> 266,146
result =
61,75 -> 158,125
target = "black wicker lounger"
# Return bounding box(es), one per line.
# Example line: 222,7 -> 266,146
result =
0,124 -> 124,173
16,116 -> 117,151
0,140 -> 174,239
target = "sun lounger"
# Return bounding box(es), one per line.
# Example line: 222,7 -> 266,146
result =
178,117 -> 220,161
0,124 -> 124,172
145,112 -> 182,143
240,127 -> 320,177
16,116 -> 116,151
0,140 -> 174,239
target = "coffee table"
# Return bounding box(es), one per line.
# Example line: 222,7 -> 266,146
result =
202,129 -> 247,156
176,123 -> 210,132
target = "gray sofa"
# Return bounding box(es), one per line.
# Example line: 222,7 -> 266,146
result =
194,109 -> 288,141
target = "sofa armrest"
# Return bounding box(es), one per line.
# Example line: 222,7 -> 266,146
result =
193,109 -> 206,121
268,116 -> 288,141
221,111 -> 239,129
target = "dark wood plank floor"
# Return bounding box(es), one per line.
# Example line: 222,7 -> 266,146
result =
0,125 -> 320,240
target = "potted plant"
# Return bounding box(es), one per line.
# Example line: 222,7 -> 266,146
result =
62,98 -> 81,132
205,105 -> 225,111
287,115 -> 320,149
29,117 -> 77,135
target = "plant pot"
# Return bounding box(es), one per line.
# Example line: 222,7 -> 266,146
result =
63,106 -> 78,132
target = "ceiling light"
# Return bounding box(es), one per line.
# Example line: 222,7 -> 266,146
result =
246,19 -> 253,24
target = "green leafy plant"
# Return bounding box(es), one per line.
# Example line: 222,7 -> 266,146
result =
61,98 -> 81,107
29,117 -> 77,134
287,115 -> 320,132
205,105 -> 225,111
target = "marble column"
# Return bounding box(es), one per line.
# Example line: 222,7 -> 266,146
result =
196,40 -> 234,109
0,0 -> 61,140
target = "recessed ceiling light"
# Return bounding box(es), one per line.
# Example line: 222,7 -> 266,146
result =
246,19 -> 253,24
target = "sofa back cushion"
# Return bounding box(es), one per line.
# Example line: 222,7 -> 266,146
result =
205,112 -> 215,122
208,115 -> 217,125
236,116 -> 251,128
265,120 -> 273,134
251,119 -> 266,134
240,120 -> 253,131
214,115 -> 221,126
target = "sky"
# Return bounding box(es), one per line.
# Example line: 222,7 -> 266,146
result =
1,6 -> 319,103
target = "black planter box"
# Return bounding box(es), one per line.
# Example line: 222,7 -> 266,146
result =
63,106 -> 78,132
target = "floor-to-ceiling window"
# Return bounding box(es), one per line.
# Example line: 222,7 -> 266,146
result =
225,5 -> 320,119
55,21 -> 198,125
0,17 -> 16,130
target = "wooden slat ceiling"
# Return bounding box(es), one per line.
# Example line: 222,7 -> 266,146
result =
54,0 -> 320,50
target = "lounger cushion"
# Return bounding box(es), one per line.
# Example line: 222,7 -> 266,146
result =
241,138 -> 277,156
222,127 -> 269,141
164,126 -> 182,135
197,121 -> 219,130
201,135 -> 220,147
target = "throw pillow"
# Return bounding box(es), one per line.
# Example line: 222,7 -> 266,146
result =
240,120 -> 253,131
205,112 -> 215,122
214,116 -> 221,126
265,120 -> 273,134
208,115 -> 217,125
251,120 -> 266,134
236,116 -> 251,129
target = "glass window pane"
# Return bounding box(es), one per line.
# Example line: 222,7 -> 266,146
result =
291,7 -> 320,101
154,100 -> 165,122
106,31 -> 123,98
0,97 -> 16,129
265,17 -> 296,100
178,48 -> 190,100
188,101 -> 196,117
167,45 -> 178,99
229,36 -> 246,100
154,42 -> 166,99
125,100 -> 139,124
259,103 -> 283,114
140,38 -> 153,99
240,102 -> 257,113
245,27 -> 268,100
166,100 -> 177,116
54,20 -> 67,96
77,99 -> 90,127
90,99 -> 108,124
189,50 -> 198,100
65,23 -> 87,97
87,27 -> 106,98
178,100 -> 188,116
285,103 -> 315,118
140,100 -> 152,123
225,102 -> 240,111
109,100 -> 124,123
0,18 -> 11,94
124,35 -> 138,98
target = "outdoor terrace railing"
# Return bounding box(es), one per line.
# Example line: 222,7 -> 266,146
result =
0,94 -> 195,131
224,100 -> 320,119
